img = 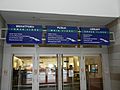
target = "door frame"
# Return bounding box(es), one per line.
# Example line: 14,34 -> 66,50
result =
11,54 -> 35,90
1,44 -> 111,90
1,44 -> 38,90
38,54 -> 58,90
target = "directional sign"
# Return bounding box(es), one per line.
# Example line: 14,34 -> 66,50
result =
6,24 -> 42,44
46,26 -> 78,44
80,27 -> 110,45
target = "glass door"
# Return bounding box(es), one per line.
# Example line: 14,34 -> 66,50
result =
62,55 -> 80,90
37,54 -> 90,90
39,55 -> 58,90
12,55 -> 33,90
85,55 -> 103,90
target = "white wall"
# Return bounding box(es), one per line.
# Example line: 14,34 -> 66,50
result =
0,15 -> 5,90
0,0 -> 119,17
118,0 -> 120,17
0,19 -> 2,90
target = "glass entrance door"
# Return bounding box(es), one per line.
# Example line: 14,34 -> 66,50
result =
38,55 -> 81,90
39,56 -> 58,90
62,55 -> 80,90
85,55 -> 103,90
12,54 -> 103,90
12,55 -> 33,90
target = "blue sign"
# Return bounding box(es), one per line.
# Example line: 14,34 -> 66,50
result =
6,24 -> 42,44
46,26 -> 78,44
80,27 -> 110,45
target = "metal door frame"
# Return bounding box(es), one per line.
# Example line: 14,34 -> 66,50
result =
1,43 -> 111,90
38,54 -> 58,90
1,44 -> 38,90
11,54 -> 35,90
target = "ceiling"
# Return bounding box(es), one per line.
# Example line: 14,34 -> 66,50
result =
0,11 -> 117,27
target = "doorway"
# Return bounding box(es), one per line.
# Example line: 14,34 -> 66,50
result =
12,54 -> 103,90
39,56 -> 58,90
38,55 -> 81,90
85,55 -> 103,90
12,56 -> 33,90
62,55 -> 80,90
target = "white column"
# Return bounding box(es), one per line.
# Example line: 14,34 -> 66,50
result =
1,43 -> 12,90
80,55 -> 87,90
101,47 -> 111,90
57,54 -> 62,90
32,45 -> 39,90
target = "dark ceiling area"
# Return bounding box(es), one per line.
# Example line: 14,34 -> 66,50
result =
0,11 -> 116,26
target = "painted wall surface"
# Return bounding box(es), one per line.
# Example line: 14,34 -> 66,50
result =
108,18 -> 120,90
0,15 -> 4,90
0,35 -> 2,89
0,45 -> 3,90
118,0 -> 120,17
0,0 -> 119,17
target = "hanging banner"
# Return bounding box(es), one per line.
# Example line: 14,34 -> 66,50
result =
80,27 -> 110,45
6,24 -> 42,44
46,26 -> 78,44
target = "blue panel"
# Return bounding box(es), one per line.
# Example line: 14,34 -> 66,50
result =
80,27 -> 110,45
46,26 -> 78,44
6,24 -> 42,44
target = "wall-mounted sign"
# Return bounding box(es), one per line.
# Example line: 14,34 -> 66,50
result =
46,26 -> 78,44
6,24 -> 42,44
80,27 -> 110,45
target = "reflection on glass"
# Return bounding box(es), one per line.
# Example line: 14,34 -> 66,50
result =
12,56 -> 32,90
39,56 -> 57,90
88,64 -> 98,73
62,56 -> 80,90
85,56 -> 103,90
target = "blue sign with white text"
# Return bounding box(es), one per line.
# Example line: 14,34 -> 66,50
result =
46,26 -> 78,44
80,27 -> 110,45
6,24 -> 42,44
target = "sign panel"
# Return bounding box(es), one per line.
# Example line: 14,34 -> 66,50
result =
80,27 -> 110,45
6,24 -> 42,44
46,26 -> 78,44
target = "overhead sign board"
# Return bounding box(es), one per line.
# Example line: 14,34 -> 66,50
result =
80,27 -> 110,45
6,24 -> 42,44
46,26 -> 78,44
